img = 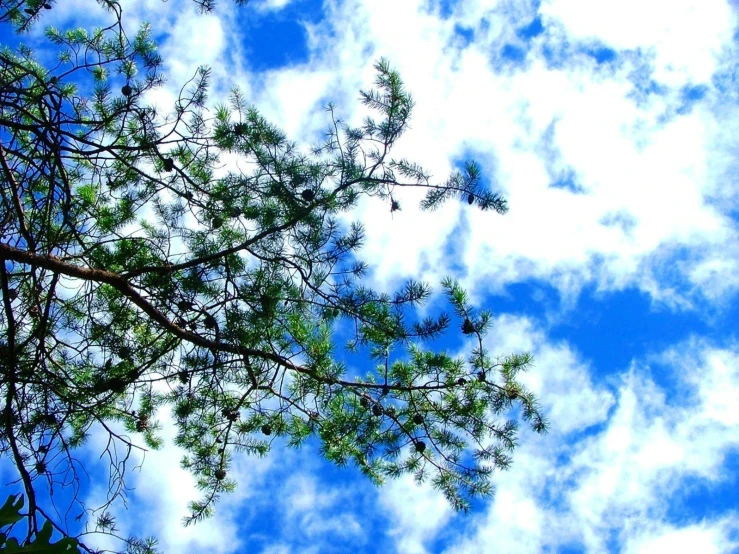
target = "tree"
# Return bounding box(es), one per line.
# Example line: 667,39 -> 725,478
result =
0,1 -> 547,551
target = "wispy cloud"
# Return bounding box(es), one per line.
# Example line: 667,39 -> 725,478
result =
254,0 -> 295,12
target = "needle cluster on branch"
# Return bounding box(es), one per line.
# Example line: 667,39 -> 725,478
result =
0,1 -> 546,551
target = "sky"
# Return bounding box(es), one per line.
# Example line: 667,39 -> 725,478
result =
2,0 -> 739,552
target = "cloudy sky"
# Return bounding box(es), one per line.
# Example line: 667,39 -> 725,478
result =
3,0 -> 739,552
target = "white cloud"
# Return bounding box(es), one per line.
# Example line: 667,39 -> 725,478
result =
540,0 -> 736,85
279,473 -> 365,543
379,474 -> 453,554
622,518 -> 739,554
474,314 -> 615,434
264,0 -> 739,311
254,0 -> 295,12
159,8 -> 227,85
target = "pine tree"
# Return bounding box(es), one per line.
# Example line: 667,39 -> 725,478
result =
0,1 -> 547,550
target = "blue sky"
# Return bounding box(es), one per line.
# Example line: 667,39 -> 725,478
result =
2,0 -> 739,552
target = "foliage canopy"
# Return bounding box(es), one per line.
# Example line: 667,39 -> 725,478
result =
0,1 -> 547,551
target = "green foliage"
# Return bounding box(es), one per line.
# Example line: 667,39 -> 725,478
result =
0,0 -> 548,551
0,495 -> 79,553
